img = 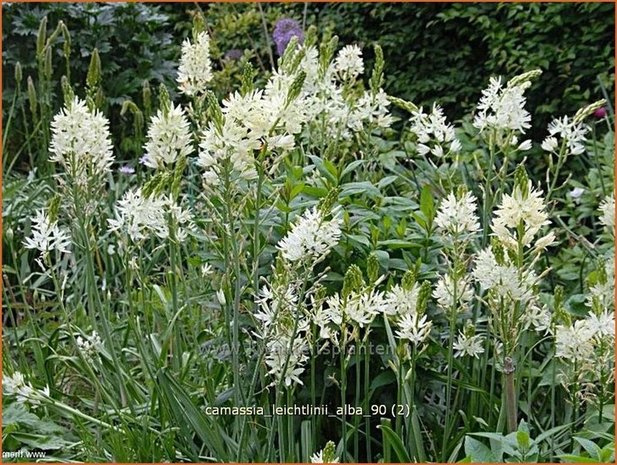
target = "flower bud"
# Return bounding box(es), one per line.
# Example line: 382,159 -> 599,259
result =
574,99 -> 606,123
61,21 -> 71,59
142,80 -> 152,115
27,76 -> 38,118
304,25 -> 318,49
87,48 -> 101,91
36,17 -> 48,56
192,11 -> 206,36
240,62 -> 255,96
416,281 -> 432,315
367,253 -> 380,284
285,70 -> 306,106
14,62 -> 22,84
593,106 -> 607,119
61,75 -> 74,105
158,83 -> 171,114
370,44 -> 384,95
507,69 -> 542,88
342,265 -> 364,299
388,96 -> 419,114
44,46 -> 52,80
319,35 -> 338,75
402,269 -> 417,291
216,289 -> 226,306
322,441 -> 337,463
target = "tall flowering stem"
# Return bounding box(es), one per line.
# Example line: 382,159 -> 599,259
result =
433,189 -> 480,456
49,96 -> 135,408
542,100 -> 605,205
473,71 -> 540,246
473,167 -> 555,433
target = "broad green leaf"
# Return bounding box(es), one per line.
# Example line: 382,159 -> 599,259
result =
340,181 -> 381,198
464,436 -> 496,462
378,423 -> 412,463
516,430 -> 530,450
341,159 -> 365,178
369,370 -> 396,392
419,184 -> 435,221
574,437 -> 602,461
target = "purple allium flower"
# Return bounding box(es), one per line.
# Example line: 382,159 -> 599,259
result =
594,107 -> 608,119
272,18 -> 303,56
119,165 -> 135,175
224,48 -> 244,61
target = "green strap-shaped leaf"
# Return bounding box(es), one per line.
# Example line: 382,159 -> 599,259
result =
378,422 -> 412,463
157,369 -> 235,460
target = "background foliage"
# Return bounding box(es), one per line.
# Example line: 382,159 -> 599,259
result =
3,2 -> 614,169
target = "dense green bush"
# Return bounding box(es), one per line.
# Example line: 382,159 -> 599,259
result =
318,3 -> 614,133
2,3 -> 181,104
2,3 -> 185,170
